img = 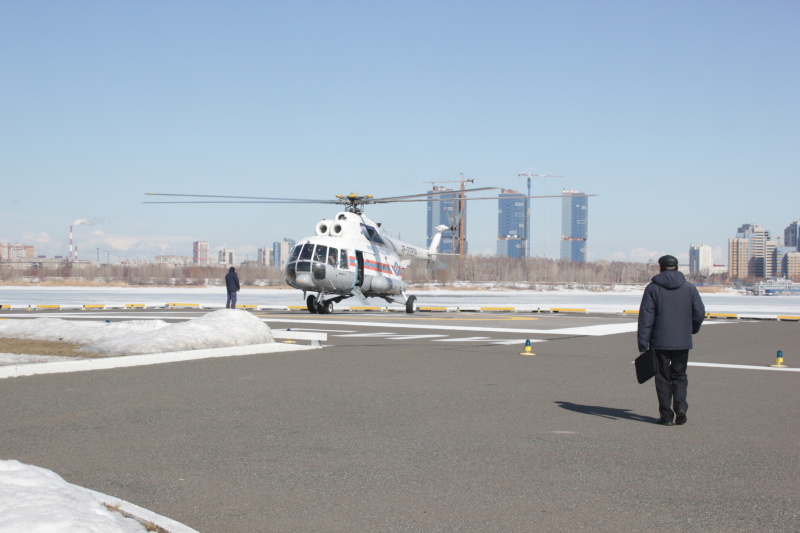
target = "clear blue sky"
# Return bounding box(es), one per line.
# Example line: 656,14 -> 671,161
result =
2,0 -> 797,265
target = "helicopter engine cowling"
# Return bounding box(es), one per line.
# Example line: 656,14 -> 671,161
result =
315,220 -> 332,236
330,222 -> 345,237
363,275 -> 407,295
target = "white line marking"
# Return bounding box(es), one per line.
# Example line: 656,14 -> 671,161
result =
434,337 -> 492,342
688,362 -> 800,372
385,335 -> 448,340
333,332 -> 395,337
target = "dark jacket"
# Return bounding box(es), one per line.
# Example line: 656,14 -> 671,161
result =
637,270 -> 705,352
225,268 -> 240,293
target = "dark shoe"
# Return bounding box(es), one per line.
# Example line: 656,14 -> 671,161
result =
656,418 -> 674,426
675,412 -> 687,425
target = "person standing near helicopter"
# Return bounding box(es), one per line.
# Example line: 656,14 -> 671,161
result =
225,266 -> 240,309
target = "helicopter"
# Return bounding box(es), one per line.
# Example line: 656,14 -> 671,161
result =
145,187 -> 595,313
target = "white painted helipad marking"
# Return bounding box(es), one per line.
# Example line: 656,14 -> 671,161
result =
489,339 -> 547,345
334,332 -> 395,337
434,336 -> 492,342
259,318 -> 637,336
688,362 -> 800,372
385,334 -> 448,340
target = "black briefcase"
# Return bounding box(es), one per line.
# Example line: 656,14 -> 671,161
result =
635,348 -> 657,384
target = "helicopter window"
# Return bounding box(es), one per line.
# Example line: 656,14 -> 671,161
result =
327,247 -> 338,266
299,243 -> 314,261
339,250 -> 349,270
289,245 -> 302,263
361,224 -> 385,245
296,261 -> 311,272
313,245 -> 328,263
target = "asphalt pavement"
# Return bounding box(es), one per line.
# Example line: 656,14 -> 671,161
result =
1,310 -> 798,532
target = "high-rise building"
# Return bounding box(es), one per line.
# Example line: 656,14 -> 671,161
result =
785,220 -> 800,251
257,247 -> 272,267
497,189 -> 525,258
728,237 -> 750,279
728,223 -> 776,279
272,239 -> 295,268
218,249 -> 236,265
689,244 -> 713,276
560,189 -> 588,262
193,241 -> 210,264
0,243 -> 34,261
427,187 -> 457,254
784,252 -> 800,281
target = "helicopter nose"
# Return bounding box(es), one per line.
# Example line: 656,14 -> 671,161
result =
294,273 -> 315,288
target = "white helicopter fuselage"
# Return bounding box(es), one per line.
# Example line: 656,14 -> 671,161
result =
284,210 -> 446,310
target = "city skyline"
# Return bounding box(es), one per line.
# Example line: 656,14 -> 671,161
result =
1,2 -> 797,265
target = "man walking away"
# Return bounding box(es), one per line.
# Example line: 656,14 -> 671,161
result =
637,255 -> 705,426
225,266 -> 240,309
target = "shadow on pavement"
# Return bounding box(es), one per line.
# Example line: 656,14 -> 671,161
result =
555,401 -> 658,424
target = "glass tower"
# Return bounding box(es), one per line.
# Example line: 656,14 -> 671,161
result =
427,187 -> 457,254
497,189 -> 525,258
561,189 -> 588,262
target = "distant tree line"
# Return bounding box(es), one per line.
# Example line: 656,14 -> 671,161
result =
1,257 -> 732,287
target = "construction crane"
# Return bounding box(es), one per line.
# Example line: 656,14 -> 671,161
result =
423,173 -> 474,257
517,168 -> 563,258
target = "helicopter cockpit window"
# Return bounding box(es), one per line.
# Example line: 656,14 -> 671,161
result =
299,243 -> 314,261
289,245 -> 302,263
360,224 -> 385,245
339,250 -> 349,270
327,247 -> 338,267
313,245 -> 328,263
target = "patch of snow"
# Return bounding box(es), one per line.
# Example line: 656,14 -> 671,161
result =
0,460 -> 148,533
0,309 -> 275,356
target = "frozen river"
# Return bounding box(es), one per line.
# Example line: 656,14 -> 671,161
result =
2,285 -> 799,316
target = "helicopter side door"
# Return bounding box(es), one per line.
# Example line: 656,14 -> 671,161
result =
355,250 -> 365,287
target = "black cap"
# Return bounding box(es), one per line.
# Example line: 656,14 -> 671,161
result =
229,266 -> 235,272
658,255 -> 678,268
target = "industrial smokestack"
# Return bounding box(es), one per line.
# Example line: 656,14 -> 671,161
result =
69,225 -> 73,261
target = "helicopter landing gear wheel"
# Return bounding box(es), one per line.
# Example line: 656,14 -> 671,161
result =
405,295 -> 417,314
306,295 -> 318,314
319,300 -> 333,314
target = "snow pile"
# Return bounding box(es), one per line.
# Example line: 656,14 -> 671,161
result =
0,460 -> 148,533
0,309 -> 275,356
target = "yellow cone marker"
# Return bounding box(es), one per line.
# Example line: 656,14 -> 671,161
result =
769,350 -> 787,368
520,339 -> 535,356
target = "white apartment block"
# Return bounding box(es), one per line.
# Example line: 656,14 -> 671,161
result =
689,244 -> 713,276
218,249 -> 236,265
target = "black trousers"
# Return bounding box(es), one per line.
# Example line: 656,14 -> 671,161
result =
654,349 -> 689,421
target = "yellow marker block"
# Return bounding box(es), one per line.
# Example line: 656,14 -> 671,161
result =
288,306 -> 307,311
167,303 -> 200,309
83,304 -> 105,310
239,305 -> 258,310
706,313 -> 737,319
623,310 -> 639,315
125,304 -> 146,308
350,306 -> 385,312
419,307 -> 448,312
480,307 -> 515,312
777,316 -> 800,321
550,308 -> 587,314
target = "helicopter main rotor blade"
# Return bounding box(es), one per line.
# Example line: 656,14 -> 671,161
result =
143,200 -> 334,204
368,187 -> 498,203
145,193 -> 332,202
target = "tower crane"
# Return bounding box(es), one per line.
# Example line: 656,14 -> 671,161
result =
517,168 -> 563,258
423,173 -> 474,257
